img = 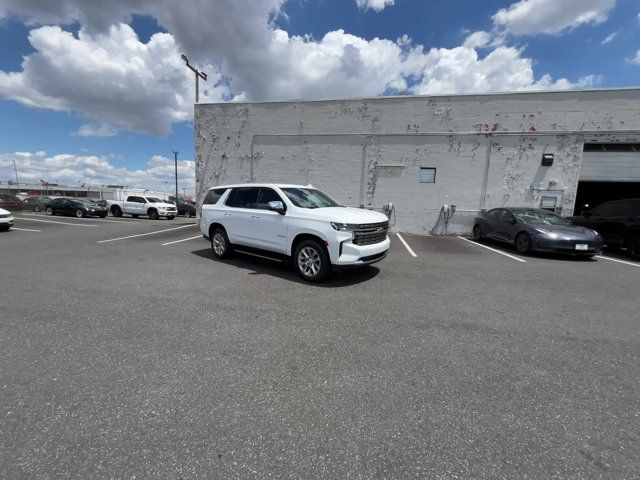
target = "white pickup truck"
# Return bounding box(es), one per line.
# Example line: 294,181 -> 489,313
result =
106,195 -> 177,220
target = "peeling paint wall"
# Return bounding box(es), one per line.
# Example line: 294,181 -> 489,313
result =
195,89 -> 640,234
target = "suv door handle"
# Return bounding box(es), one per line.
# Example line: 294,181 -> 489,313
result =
251,215 -> 260,219
224,212 -> 232,216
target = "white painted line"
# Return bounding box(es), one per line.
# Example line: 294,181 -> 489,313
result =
596,255 -> 640,268
97,224 -> 196,243
458,236 -> 527,263
21,212 -> 136,224
11,227 -> 41,232
161,235 -> 203,246
15,217 -> 98,227
396,233 -> 418,257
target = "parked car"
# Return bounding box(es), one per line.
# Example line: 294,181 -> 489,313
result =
22,195 -> 53,212
569,198 -> 640,259
472,207 -> 603,256
200,183 -> 390,282
106,195 -> 177,220
46,198 -> 108,218
0,194 -> 24,211
177,201 -> 197,218
0,207 -> 14,231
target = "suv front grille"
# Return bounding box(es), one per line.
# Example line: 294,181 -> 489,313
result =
352,221 -> 389,246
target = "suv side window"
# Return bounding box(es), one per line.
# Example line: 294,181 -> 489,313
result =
203,188 -> 227,205
127,196 -> 142,203
225,187 -> 259,209
256,188 -> 283,209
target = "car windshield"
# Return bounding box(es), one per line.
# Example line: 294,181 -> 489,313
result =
514,210 -> 570,226
147,197 -> 163,203
280,188 -> 341,209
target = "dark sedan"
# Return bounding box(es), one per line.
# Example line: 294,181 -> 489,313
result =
569,198 -> 640,259
23,195 -> 53,212
176,201 -> 196,218
46,198 -> 108,218
0,194 -> 24,211
473,207 -> 603,256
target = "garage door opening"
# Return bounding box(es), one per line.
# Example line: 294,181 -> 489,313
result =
574,143 -> 640,214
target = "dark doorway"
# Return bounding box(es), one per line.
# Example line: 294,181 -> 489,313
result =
574,181 -> 640,215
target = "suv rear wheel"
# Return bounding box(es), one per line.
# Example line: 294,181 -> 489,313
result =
211,227 -> 232,259
294,240 -> 330,282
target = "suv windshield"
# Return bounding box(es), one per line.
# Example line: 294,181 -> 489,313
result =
281,188 -> 341,209
514,210 -> 570,226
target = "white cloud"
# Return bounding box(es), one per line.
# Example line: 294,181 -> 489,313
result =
493,0 -> 616,35
0,150 -> 195,193
74,123 -> 117,137
0,23 -> 234,136
355,0 -> 394,12
632,50 -> 640,65
463,31 -> 492,49
600,31 -> 618,45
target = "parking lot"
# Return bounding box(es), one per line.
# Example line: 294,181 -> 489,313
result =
2,213 -> 639,479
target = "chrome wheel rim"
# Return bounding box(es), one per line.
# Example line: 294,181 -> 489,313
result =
298,247 -> 321,277
46,208 -> 52,215
76,209 -> 83,217
212,233 -> 225,255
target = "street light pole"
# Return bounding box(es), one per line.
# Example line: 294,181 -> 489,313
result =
12,159 -> 20,192
181,54 -> 207,103
171,150 -> 179,202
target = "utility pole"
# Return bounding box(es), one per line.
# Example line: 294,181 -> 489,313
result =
171,150 -> 179,202
181,54 -> 207,103
12,159 -> 20,192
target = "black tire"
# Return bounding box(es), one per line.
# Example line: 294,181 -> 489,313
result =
628,234 -> 640,260
515,232 -> 532,254
33,205 -> 41,212
211,227 -> 232,259
148,209 -> 159,220
46,207 -> 54,216
131,214 -> 139,218
293,239 -> 330,282
111,206 -> 123,217
472,224 -> 483,241
75,209 -> 85,218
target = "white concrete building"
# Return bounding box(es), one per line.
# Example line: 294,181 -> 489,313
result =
195,88 -> 640,234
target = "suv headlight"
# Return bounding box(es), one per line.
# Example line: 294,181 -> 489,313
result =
331,222 -> 358,231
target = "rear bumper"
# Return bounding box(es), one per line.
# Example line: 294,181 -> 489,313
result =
533,238 -> 603,254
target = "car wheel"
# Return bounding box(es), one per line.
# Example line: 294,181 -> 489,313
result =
472,224 -> 483,241
148,209 -> 159,220
294,240 -> 330,282
515,232 -> 532,254
33,205 -> 41,212
46,207 -> 54,216
111,206 -> 123,217
628,234 -> 640,259
211,228 -> 232,259
75,209 -> 85,218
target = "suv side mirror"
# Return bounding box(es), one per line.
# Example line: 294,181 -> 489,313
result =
268,201 -> 286,215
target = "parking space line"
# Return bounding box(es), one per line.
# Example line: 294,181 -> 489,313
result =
458,236 -> 527,263
97,224 -> 196,243
396,233 -> 418,257
162,235 -> 203,246
16,217 -> 98,227
596,255 -> 640,268
21,213 -> 137,224
11,227 -> 41,232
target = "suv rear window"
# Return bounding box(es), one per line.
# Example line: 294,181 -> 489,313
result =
226,187 -> 259,208
203,188 -> 228,205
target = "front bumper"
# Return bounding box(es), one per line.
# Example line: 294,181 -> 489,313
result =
0,218 -> 14,227
331,235 -> 391,267
533,237 -> 603,255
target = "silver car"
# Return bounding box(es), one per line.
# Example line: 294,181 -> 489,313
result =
472,208 -> 603,256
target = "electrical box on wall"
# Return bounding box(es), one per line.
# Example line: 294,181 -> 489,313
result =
541,153 -> 554,166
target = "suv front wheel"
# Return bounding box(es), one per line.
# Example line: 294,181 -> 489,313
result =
294,240 -> 330,282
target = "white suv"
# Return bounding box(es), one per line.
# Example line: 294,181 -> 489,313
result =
200,184 -> 390,281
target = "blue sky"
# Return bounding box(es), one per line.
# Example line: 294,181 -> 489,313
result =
0,0 -> 638,192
